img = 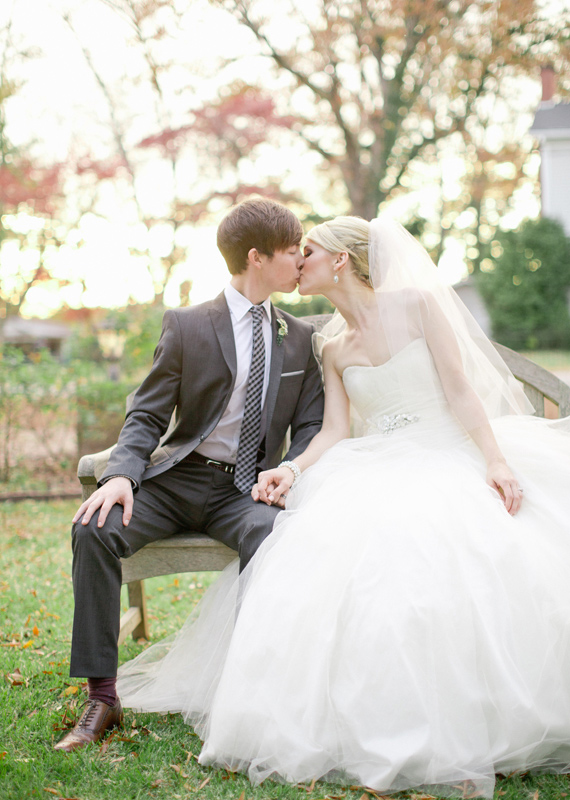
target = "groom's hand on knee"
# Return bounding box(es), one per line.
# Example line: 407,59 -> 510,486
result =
72,477 -> 134,528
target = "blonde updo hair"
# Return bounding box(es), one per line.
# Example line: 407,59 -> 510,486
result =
307,216 -> 371,288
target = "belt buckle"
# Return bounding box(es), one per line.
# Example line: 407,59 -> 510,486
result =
205,457 -> 234,474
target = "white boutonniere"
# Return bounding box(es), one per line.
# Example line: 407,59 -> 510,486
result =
276,318 -> 288,346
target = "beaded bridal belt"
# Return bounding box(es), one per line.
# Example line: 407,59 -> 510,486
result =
368,413 -> 420,435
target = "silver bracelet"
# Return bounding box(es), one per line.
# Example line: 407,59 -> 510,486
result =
278,460 -> 301,489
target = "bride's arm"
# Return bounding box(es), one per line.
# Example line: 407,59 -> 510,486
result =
421,294 -> 523,516
252,343 -> 350,506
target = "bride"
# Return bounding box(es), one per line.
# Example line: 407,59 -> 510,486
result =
118,216 -> 570,798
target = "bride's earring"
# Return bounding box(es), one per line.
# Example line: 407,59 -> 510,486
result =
333,275 -> 339,284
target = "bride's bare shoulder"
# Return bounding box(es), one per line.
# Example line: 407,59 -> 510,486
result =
322,335 -> 350,375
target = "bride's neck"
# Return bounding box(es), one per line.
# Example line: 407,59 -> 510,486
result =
325,282 -> 378,333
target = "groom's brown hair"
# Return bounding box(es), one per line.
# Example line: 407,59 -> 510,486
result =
217,198 -> 303,275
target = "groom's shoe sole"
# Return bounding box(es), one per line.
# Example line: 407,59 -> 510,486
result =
54,698 -> 123,752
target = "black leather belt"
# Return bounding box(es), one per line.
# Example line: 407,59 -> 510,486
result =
185,451 -> 236,474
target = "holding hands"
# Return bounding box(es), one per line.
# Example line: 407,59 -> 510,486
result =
252,462 -> 299,507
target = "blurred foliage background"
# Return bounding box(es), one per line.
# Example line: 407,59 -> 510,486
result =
1,0 -> 570,491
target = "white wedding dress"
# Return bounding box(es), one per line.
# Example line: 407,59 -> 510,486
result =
118,338 -> 570,798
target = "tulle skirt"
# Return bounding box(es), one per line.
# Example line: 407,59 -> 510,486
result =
118,414 -> 570,798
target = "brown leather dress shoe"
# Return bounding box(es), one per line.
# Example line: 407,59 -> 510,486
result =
54,698 -> 123,752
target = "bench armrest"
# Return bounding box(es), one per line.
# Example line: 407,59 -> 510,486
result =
77,446 -> 116,499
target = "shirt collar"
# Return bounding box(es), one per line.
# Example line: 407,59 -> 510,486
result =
224,284 -> 272,323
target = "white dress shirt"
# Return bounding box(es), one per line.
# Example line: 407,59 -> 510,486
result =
194,284 -> 273,464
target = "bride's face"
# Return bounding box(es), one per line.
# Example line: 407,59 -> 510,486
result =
299,240 -> 336,296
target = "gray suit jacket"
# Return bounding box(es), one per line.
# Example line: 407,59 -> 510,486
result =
101,292 -> 324,488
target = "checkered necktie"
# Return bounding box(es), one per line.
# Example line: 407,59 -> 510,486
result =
234,305 -> 266,493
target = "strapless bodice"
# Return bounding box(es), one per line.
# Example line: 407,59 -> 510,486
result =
342,338 -> 464,441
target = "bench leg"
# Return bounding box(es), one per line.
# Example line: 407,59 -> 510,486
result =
118,580 -> 150,645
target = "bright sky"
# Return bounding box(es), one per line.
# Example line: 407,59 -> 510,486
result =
0,0 -> 553,317
2,0 -> 247,314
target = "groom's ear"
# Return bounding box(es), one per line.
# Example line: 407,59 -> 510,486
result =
247,247 -> 265,271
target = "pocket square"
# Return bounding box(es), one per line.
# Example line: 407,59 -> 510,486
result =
281,370 -> 304,378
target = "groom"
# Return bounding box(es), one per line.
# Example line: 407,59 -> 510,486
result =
54,198 -> 324,752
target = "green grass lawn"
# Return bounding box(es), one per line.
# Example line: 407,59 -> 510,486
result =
1,500 -> 569,800
522,350 -> 570,373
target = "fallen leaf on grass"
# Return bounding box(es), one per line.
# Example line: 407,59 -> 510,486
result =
32,624 -> 40,636
197,777 -> 211,790
170,764 -> 189,778
61,686 -> 79,697
98,734 -> 116,756
306,777 -> 317,792
6,668 -> 29,687
0,752 -> 6,760
150,779 -> 165,788
110,757 -> 126,763
53,704 -> 87,732
236,792 -> 245,800
43,790 -> 60,796
531,792 -> 539,800
22,640 -> 35,649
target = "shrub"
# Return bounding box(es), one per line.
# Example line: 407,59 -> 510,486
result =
0,347 -> 78,484
477,217 -> 570,350
76,378 -> 137,457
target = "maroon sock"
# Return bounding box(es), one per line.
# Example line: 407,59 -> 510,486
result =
87,677 -> 117,707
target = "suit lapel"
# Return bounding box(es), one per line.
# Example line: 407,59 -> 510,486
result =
209,292 -> 237,385
264,304 -> 286,432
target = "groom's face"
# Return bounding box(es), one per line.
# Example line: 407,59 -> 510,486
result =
298,240 -> 333,296
263,245 -> 304,294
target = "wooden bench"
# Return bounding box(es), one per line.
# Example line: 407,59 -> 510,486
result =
77,315 -> 570,644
